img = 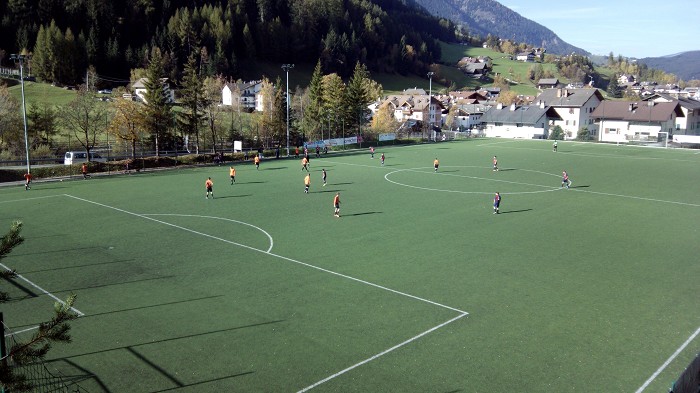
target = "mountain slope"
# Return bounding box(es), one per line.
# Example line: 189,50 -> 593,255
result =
638,51 -> 700,81
409,0 -> 589,56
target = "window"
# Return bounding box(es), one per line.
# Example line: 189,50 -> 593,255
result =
495,122 -> 503,126
569,108 -> 574,114
516,123 -> 523,127
565,120 -> 569,126
573,121 -> 576,126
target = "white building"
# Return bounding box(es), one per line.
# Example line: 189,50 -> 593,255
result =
480,102 -> 561,139
222,80 -> 262,109
132,78 -> 175,104
534,88 -> 604,139
591,101 -> 684,143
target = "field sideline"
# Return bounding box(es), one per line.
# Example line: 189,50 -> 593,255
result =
1,139 -> 698,392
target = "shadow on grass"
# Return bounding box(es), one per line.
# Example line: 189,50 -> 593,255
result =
84,295 -> 225,319
498,168 -> 517,172
436,170 -> 459,173
343,211 -> 382,217
499,208 -> 533,214
331,182 -> 354,185
22,258 -> 137,274
569,185 -> 590,189
238,181 -> 266,185
263,167 -> 286,170
212,194 -> 252,199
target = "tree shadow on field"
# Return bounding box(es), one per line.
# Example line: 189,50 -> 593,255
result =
344,211 -> 382,217
214,194 -> 251,199
437,170 -> 459,173
499,208 -> 532,214
332,182 -> 353,185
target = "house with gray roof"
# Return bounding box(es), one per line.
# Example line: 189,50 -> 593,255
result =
591,101 -> 684,143
535,88 -> 604,139
480,102 -> 562,139
644,93 -> 700,136
382,94 -> 444,126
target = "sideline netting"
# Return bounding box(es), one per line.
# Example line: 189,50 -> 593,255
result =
2,321 -> 90,393
669,353 -> 700,393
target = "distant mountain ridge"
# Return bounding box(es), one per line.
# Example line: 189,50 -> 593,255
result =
408,0 -> 589,56
638,51 -> 700,81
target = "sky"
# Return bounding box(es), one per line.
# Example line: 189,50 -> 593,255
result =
503,0 -> 700,58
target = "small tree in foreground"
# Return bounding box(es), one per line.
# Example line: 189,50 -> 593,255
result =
0,221 -> 79,392
548,125 -> 565,140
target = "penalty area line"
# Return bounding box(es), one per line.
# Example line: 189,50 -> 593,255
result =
634,325 -> 700,393
297,312 -> 468,392
0,262 -> 84,317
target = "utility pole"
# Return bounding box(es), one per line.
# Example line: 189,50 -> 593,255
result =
10,54 -> 31,175
282,64 -> 294,157
427,71 -> 434,141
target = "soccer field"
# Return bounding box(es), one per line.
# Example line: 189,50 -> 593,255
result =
1,139 -> 698,392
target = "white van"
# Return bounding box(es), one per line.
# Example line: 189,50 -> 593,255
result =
64,151 -> 107,165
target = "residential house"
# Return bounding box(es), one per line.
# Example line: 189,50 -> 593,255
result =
480,102 -> 562,139
537,78 -> 559,89
449,104 -> 488,131
516,51 -> 535,62
644,93 -> 700,135
449,90 -> 489,104
382,94 -> 444,126
222,80 -> 262,109
132,78 -> 175,104
535,88 -> 604,139
618,74 -> 635,85
591,101 -> 684,143
463,62 -> 488,78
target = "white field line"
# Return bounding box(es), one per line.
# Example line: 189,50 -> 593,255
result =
634,325 -> 700,393
0,195 -> 63,204
142,214 -> 274,253
475,143 -> 699,163
4,325 -> 39,338
64,195 -> 468,315
571,188 -> 700,207
0,262 -> 84,316
298,312 -> 468,392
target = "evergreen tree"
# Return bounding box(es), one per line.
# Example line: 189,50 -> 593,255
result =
607,76 -> 622,98
321,73 -> 345,139
177,52 -> 204,154
305,60 -> 325,141
142,48 -> 174,156
345,62 -> 371,134
0,221 -> 79,392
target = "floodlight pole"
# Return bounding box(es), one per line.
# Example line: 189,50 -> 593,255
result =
427,71 -> 434,141
11,54 -> 31,175
282,64 -> 294,157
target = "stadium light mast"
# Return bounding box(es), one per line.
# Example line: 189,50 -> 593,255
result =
427,71 -> 434,140
282,64 -> 294,157
10,54 -> 31,175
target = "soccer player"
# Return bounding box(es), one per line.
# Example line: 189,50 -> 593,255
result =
229,166 -> 236,184
333,192 -> 341,217
553,140 -> 558,152
561,171 -> 571,189
205,177 -> 214,199
24,172 -> 32,190
492,156 -> 499,172
370,146 -> 375,158
316,146 -> 321,158
434,158 -> 440,172
322,168 -> 327,187
254,154 -> 260,170
81,162 -> 91,179
380,153 -> 385,166
301,156 -> 310,172
493,192 -> 501,214
304,173 -> 311,194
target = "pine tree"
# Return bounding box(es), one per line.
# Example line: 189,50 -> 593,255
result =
142,48 -> 173,156
0,221 -> 79,392
177,53 -> 204,154
345,62 -> 372,134
305,60 -> 325,141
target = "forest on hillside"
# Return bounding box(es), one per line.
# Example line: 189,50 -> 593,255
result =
0,0 -> 456,85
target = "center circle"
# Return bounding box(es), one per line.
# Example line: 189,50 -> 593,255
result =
384,166 -> 562,195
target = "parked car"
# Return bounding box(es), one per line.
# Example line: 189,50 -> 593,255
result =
64,151 -> 107,165
97,89 -> 112,94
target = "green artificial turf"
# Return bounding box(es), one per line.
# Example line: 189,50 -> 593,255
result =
1,139 -> 698,392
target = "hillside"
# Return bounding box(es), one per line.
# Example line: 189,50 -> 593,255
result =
408,0 -> 588,56
638,51 -> 700,81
